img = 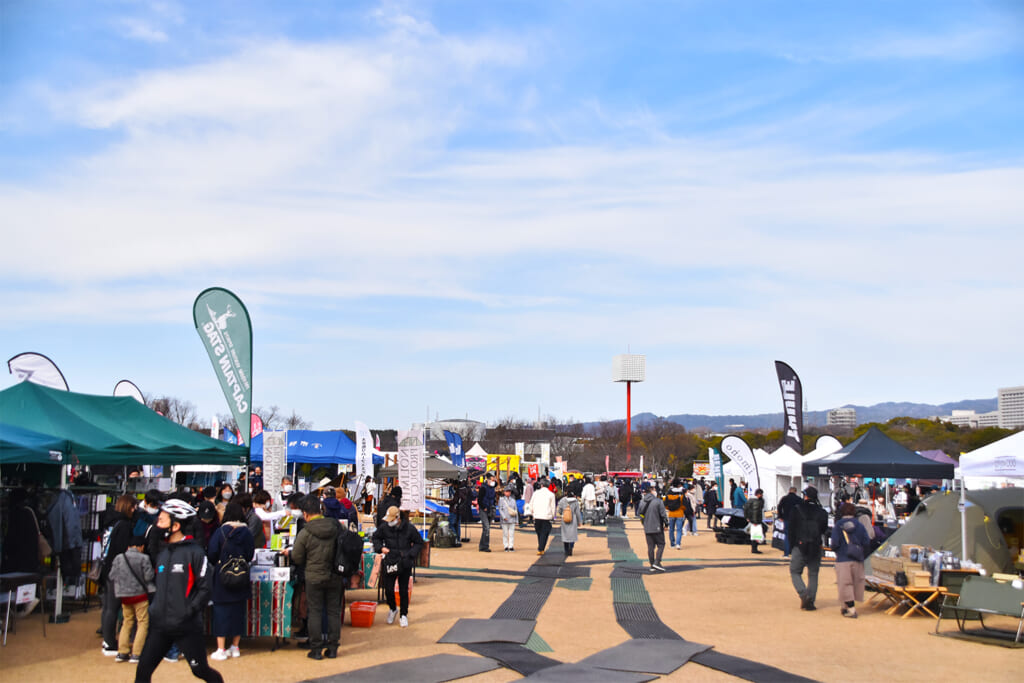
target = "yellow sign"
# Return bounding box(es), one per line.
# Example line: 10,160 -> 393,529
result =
486,454 -> 520,473
692,462 -> 711,477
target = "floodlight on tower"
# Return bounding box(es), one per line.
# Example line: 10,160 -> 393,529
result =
612,354 -> 645,466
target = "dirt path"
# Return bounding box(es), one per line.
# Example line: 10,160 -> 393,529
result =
1,517 -> 1019,682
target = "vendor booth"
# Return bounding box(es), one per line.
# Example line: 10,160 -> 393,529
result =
249,430 -> 385,467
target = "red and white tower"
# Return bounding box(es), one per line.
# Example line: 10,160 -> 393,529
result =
612,354 -> 646,467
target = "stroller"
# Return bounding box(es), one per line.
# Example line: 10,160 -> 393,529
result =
713,507 -> 751,545
582,504 -> 607,526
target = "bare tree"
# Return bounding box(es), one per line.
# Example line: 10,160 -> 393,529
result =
149,396 -> 201,429
283,410 -> 312,430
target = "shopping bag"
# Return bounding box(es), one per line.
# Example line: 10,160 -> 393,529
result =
367,554 -> 382,588
749,524 -> 765,543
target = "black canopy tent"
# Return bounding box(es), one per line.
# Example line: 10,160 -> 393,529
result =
801,426 -> 955,479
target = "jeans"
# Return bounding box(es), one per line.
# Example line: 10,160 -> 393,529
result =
306,578 -> 344,649
685,514 -> 697,534
668,517 -> 685,547
534,519 -> 552,551
134,627 -> 223,683
479,510 -> 491,550
645,531 -> 665,567
448,513 -> 461,543
381,566 -> 412,617
789,545 -> 821,604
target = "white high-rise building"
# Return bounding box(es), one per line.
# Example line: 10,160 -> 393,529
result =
827,408 -> 856,428
999,385 -> 1024,429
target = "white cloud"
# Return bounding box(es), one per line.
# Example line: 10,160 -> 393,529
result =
116,17 -> 169,43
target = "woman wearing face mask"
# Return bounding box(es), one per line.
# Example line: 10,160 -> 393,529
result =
371,506 -> 423,628
280,477 -> 295,505
215,484 -> 235,522
253,490 -> 288,539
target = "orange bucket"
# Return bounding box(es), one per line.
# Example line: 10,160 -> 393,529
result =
349,601 -> 377,628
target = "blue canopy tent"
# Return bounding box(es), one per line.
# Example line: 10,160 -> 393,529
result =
249,430 -> 384,465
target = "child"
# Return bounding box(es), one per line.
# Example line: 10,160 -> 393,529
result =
498,487 -> 519,552
109,536 -> 156,663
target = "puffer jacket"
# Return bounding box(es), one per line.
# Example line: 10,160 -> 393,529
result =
830,515 -> 871,563
743,496 -> 764,525
150,539 -> 210,632
664,487 -> 686,518
638,493 -> 668,533
372,520 -> 423,571
108,547 -> 156,599
291,516 -> 339,586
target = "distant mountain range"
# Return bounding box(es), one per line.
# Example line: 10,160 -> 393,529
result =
589,398 -> 998,433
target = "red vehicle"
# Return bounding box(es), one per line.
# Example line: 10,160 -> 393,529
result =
606,471 -> 643,480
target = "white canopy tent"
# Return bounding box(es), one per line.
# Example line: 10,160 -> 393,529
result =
954,430 -> 1024,562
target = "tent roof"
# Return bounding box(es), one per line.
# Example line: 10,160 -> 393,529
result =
802,426 -> 954,478
957,430 -> 1024,479
379,456 -> 466,479
249,430 -> 384,465
0,422 -> 68,464
465,442 -> 488,457
0,382 -> 247,466
917,449 -> 957,466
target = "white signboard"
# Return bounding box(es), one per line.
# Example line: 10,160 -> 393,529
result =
263,431 -> 287,505
515,442 -> 525,458
354,421 -> 373,487
397,429 -> 425,512
540,443 -> 550,465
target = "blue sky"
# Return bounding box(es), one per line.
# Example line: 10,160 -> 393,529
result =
2,1 -> 1022,430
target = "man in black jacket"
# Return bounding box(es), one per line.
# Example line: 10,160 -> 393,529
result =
134,500 -> 223,683
703,484 -> 720,530
477,473 -> 496,553
785,487 -> 829,611
372,506 -> 423,628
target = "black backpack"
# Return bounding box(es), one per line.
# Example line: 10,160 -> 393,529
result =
332,521 -> 364,578
217,527 -> 251,589
794,504 -> 826,550
664,494 -> 682,512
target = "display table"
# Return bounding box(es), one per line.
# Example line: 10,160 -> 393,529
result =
205,580 -> 293,643
1,572 -> 45,645
865,575 -> 948,619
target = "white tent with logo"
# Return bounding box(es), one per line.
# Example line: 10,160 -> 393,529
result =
956,430 -> 1024,489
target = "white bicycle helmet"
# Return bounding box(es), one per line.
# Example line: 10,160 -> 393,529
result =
160,499 -> 196,521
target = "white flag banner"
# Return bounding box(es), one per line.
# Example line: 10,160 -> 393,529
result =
397,429 -> 425,512
113,380 -> 145,404
540,443 -> 551,466
354,421 -> 374,486
211,415 -> 220,439
8,352 -> 69,390
720,435 -> 760,492
263,431 -> 287,506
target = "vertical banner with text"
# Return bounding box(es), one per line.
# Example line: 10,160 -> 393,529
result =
397,429 -> 425,512
774,360 -> 804,453
263,431 -> 287,506
193,288 -> 253,447
355,421 -> 373,488
720,436 -> 760,492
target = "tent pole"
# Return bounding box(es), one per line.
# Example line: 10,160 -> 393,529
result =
959,477 -> 968,563
55,464 -> 67,620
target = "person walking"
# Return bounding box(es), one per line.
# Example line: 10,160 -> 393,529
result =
134,500 -> 223,683
556,490 -> 582,556
832,503 -> 870,618
447,480 -> 463,546
531,479 -> 557,555
477,473 -> 497,553
744,488 -> 765,554
638,483 -> 668,572
372,506 -> 423,628
664,480 -> 686,549
375,486 -> 402,527
207,502 -> 254,661
777,487 -> 801,557
109,536 -> 155,663
685,485 -> 701,537
786,487 -> 829,611
498,487 -> 519,551
290,495 -> 344,660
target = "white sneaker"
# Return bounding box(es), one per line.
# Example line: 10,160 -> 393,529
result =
229,645 -> 240,658
210,649 -> 228,661
399,615 -> 408,628
653,564 -> 666,572
387,608 -> 398,624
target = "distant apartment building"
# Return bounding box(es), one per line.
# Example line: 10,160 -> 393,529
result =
826,408 -> 856,428
999,385 -> 1024,429
933,385 -> 1024,429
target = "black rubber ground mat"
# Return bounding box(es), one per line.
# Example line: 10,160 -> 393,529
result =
460,642 -> 561,677
525,565 -> 561,578
692,650 -> 821,683
618,620 -> 686,640
520,663 -> 658,682
613,602 -> 661,622
576,638 -> 712,674
438,618 -> 536,644
555,564 -> 590,578
303,653 -> 500,683
491,589 -> 552,620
